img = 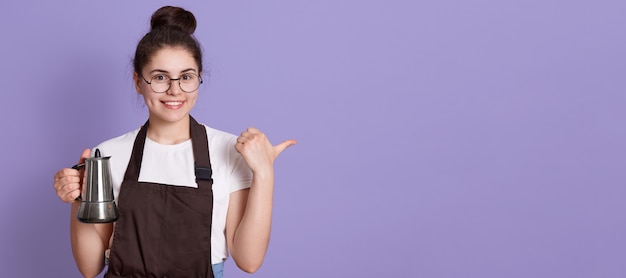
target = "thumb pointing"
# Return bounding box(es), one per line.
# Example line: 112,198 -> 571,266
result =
274,139 -> 297,157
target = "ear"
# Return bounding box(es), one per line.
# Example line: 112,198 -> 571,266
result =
133,72 -> 142,95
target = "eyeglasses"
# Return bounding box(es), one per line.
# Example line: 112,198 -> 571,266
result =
140,73 -> 203,93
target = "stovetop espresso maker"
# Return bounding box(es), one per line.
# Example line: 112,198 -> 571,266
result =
72,149 -> 119,223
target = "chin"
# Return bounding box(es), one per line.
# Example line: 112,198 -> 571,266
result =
151,111 -> 190,124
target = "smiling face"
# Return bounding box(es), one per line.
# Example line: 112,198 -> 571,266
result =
134,46 -> 201,125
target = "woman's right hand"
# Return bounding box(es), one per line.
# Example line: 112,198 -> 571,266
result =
54,148 -> 90,203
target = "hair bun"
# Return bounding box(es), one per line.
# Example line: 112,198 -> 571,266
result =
150,6 -> 197,34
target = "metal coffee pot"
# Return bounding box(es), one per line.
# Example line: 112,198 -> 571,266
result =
72,149 -> 119,223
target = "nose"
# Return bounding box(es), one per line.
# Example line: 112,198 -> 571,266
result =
166,79 -> 183,95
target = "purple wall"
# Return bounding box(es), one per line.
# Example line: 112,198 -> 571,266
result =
1,1 -> 624,277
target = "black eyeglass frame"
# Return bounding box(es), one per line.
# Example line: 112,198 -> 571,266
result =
139,73 -> 203,93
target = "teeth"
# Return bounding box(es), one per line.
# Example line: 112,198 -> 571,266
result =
164,101 -> 182,106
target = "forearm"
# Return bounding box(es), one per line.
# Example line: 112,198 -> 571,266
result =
229,128 -> 295,272
69,202 -> 112,278
231,170 -> 274,273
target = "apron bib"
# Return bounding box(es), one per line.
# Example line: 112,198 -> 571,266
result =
106,116 -> 215,278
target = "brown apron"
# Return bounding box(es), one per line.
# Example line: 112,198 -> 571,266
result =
106,116 -> 215,278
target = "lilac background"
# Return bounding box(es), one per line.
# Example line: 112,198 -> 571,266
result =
0,0 -> 624,277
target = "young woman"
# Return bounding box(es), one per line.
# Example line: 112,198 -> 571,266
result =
53,6 -> 295,278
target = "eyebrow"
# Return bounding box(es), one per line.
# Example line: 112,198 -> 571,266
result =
148,68 -> 198,75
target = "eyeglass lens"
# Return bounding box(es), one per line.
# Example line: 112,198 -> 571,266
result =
149,73 -> 201,93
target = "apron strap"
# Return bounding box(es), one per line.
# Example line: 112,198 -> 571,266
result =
122,120 -> 149,184
190,116 -> 214,187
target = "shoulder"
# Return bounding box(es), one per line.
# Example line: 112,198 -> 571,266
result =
92,128 -> 141,181
200,124 -> 245,165
200,124 -> 252,191
202,124 -> 238,147
94,128 -> 141,156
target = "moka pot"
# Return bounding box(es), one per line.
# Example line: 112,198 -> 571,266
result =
73,149 -> 119,223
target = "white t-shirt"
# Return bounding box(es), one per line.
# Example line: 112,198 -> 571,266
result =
94,124 -> 252,264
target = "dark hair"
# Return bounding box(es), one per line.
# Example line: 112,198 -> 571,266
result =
133,6 -> 203,75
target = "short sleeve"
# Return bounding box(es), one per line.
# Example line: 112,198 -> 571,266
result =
227,139 -> 253,193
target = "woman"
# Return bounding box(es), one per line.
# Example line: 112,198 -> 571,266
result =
53,6 -> 295,278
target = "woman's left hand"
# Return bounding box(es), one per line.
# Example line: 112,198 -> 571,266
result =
235,127 -> 296,174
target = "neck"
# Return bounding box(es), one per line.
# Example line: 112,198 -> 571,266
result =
146,116 -> 191,145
